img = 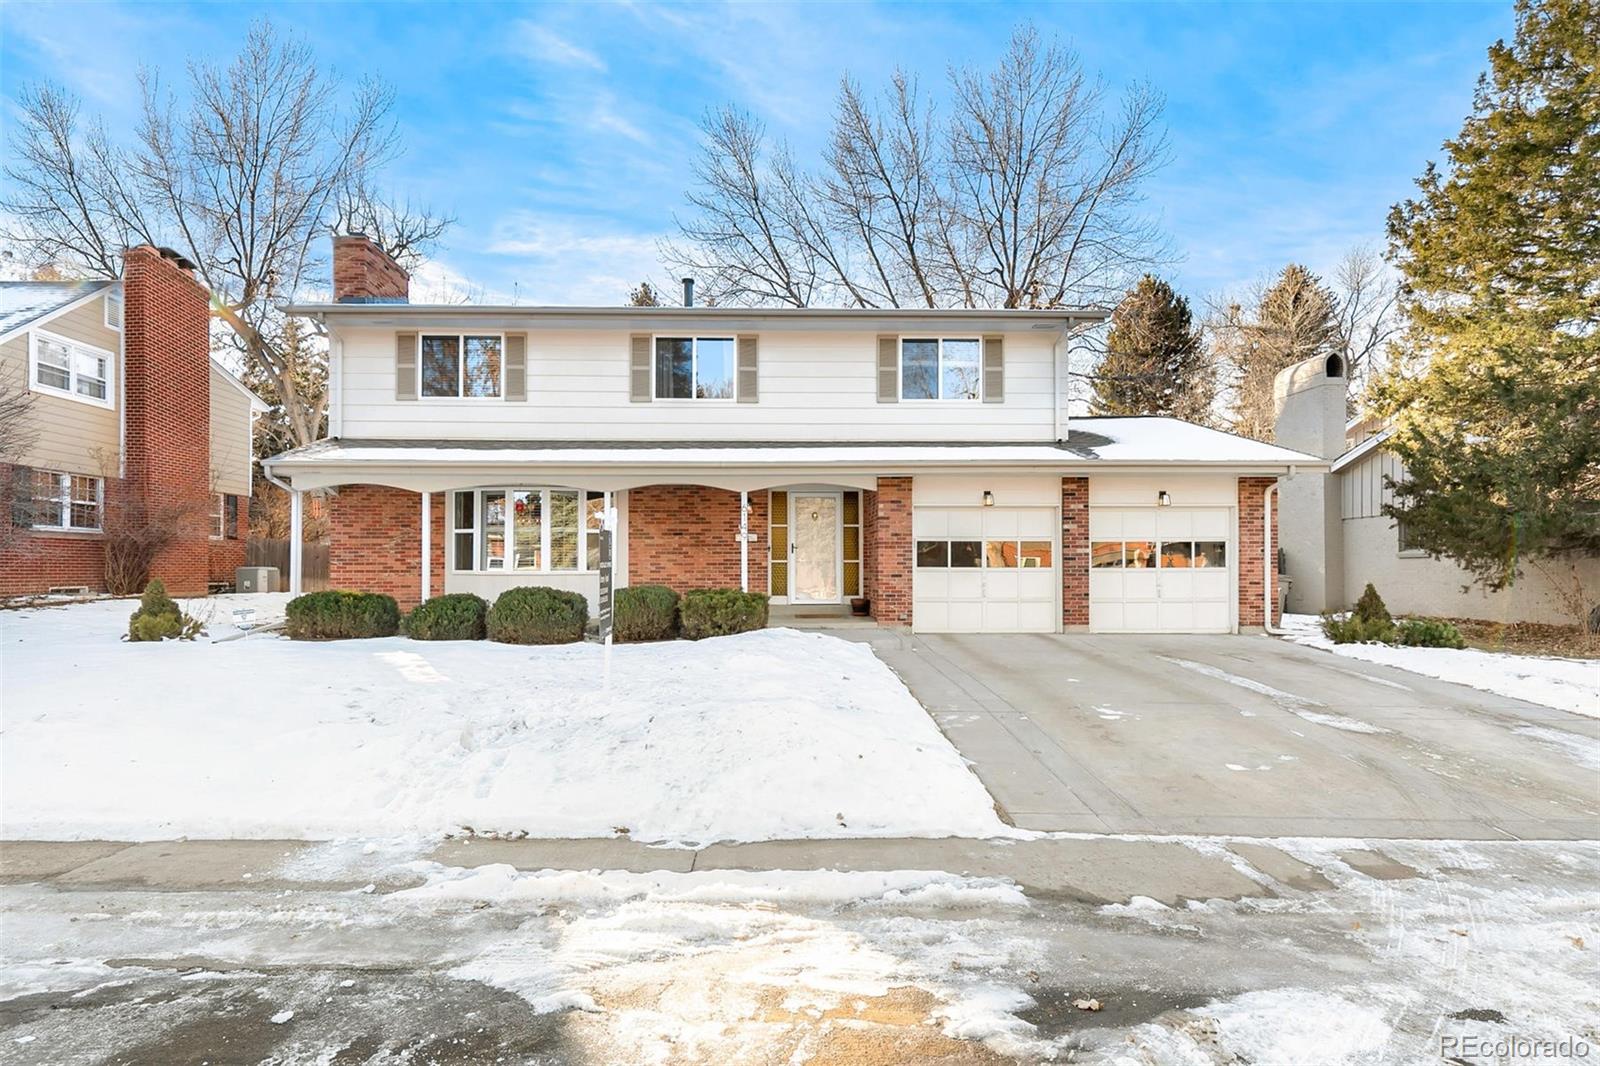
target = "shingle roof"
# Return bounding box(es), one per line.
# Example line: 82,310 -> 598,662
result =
0,280 -> 114,337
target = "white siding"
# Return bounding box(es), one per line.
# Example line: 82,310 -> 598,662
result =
1340,448 -> 1406,519
335,327 -> 1059,441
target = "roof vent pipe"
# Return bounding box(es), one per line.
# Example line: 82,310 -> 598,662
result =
682,277 -> 695,307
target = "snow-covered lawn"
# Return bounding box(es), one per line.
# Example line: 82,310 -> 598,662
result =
1281,613 -> 1600,719
0,594 -> 1010,843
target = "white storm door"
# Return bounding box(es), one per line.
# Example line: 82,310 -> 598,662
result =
791,493 -> 842,603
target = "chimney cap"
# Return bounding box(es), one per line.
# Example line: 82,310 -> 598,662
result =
155,246 -> 197,271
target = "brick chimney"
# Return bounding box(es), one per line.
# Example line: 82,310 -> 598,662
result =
332,234 -> 409,303
121,245 -> 212,596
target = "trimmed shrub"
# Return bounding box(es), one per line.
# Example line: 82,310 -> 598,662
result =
1395,617 -> 1467,649
614,584 -> 680,642
487,586 -> 588,645
286,590 -> 401,640
1351,583 -> 1393,627
1320,612 -> 1396,644
127,578 -> 201,642
680,588 -> 769,640
405,593 -> 489,641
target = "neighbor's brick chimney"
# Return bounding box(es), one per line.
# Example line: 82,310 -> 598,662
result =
121,245 -> 212,596
332,234 -> 409,303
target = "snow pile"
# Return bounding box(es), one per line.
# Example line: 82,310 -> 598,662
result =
1281,614 -> 1599,719
0,597 -> 1010,843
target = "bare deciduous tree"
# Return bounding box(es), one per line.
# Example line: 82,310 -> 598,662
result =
1333,244 -> 1401,390
0,377 -> 39,553
664,24 -> 1169,309
1,20 -> 451,448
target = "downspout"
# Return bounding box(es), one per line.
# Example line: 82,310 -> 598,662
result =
1263,480 -> 1286,635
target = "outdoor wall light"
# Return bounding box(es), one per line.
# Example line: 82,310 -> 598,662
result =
982,490 -> 995,507
1157,490 -> 1172,507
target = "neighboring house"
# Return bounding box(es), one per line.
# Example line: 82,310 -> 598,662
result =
0,246 -> 266,598
1273,354 -> 1597,625
263,235 -> 1323,634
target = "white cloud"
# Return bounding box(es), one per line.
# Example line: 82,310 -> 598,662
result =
480,213 -> 667,305
512,22 -> 606,72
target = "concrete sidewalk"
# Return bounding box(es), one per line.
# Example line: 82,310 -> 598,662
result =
0,833 -> 1361,904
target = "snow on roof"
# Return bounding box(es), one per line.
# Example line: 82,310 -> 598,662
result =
265,417 -> 1324,470
0,280 -> 114,338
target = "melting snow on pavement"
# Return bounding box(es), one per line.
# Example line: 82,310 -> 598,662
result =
0,595 -> 1010,843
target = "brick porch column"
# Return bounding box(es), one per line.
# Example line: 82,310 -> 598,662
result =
1061,476 -> 1089,629
1238,476 -> 1280,628
328,484 -> 428,609
869,476 -> 912,627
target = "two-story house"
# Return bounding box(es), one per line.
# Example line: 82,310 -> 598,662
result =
0,246 -> 265,598
263,235 -> 1321,634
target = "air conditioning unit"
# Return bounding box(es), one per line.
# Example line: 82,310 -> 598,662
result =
235,566 -> 279,594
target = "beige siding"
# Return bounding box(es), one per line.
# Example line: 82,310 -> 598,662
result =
336,326 -> 1061,441
209,363 -> 254,497
0,294 -> 122,477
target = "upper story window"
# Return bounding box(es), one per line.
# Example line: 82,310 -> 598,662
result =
30,330 -> 113,409
28,470 -> 102,532
421,334 -> 502,398
655,337 -> 734,400
901,337 -> 980,401
104,290 -> 123,331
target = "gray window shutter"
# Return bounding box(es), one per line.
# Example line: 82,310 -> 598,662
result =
876,335 -> 899,403
737,334 -> 759,403
10,466 -> 34,528
983,335 -> 1004,403
395,332 -> 418,401
629,334 -> 652,402
505,333 -> 527,401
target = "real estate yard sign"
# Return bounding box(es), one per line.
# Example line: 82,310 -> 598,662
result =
599,528 -> 614,645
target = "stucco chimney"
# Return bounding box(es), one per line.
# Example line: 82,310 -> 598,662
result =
1272,352 -> 1348,616
332,234 -> 409,303
1273,353 -> 1348,461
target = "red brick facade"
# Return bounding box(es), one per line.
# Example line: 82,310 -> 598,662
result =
207,501 -> 251,584
0,471 -> 105,593
327,485 -> 444,610
1061,476 -> 1090,628
869,476 -> 913,626
1237,476 -> 1281,628
333,235 -> 410,303
627,485 -> 767,594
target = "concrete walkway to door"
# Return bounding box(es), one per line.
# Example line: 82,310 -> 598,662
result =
838,630 -> 1600,840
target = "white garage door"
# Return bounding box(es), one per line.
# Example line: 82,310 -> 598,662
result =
913,507 -> 1058,633
1089,508 -> 1232,633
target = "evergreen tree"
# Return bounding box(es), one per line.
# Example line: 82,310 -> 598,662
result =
1376,0 -> 1600,621
1215,264 -> 1342,440
627,281 -> 661,307
1090,274 -> 1214,423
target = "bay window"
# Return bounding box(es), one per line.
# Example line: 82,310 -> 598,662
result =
451,488 -> 608,573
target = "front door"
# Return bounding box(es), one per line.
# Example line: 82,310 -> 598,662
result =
791,493 -> 841,603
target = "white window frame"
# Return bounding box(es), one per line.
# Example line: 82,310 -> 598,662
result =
416,333 -> 506,401
651,335 -> 737,402
210,493 -> 226,540
449,488 -> 607,574
899,336 -> 982,402
28,329 -> 115,410
104,290 -> 123,331
30,471 -> 103,533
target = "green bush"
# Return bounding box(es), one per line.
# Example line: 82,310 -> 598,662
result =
679,588 -> 769,640
1320,612 -> 1397,644
285,590 -> 401,640
1395,617 -> 1467,649
405,593 -> 488,641
127,578 -> 201,642
1351,583 -> 1393,627
614,584 -> 680,642
487,586 -> 588,645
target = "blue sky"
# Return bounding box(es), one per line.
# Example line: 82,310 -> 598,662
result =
1,1 -> 1510,307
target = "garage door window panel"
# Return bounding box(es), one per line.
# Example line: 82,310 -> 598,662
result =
949,541 -> 982,568
984,540 -> 1018,568
1091,542 -> 1123,568
1194,541 -> 1227,567
1125,540 -> 1157,568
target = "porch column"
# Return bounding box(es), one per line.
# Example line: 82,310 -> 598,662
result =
420,491 -> 432,602
288,489 -> 304,595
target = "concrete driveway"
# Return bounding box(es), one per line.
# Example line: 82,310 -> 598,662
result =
851,631 -> 1600,840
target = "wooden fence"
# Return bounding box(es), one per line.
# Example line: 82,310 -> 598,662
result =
245,539 -> 330,591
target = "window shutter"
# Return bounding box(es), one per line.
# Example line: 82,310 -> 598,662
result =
505,333 -> 527,401
983,335 -> 1004,403
737,334 -> 759,403
226,494 -> 240,539
876,335 -> 899,403
395,332 -> 418,401
629,334 -> 652,402
9,466 -> 34,528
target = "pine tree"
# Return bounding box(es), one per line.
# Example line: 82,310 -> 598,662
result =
1375,0 -> 1600,622
1218,264 -> 1341,440
1090,275 -> 1215,423
627,281 -> 660,307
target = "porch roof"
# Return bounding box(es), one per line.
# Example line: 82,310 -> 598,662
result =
263,418 -> 1326,493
